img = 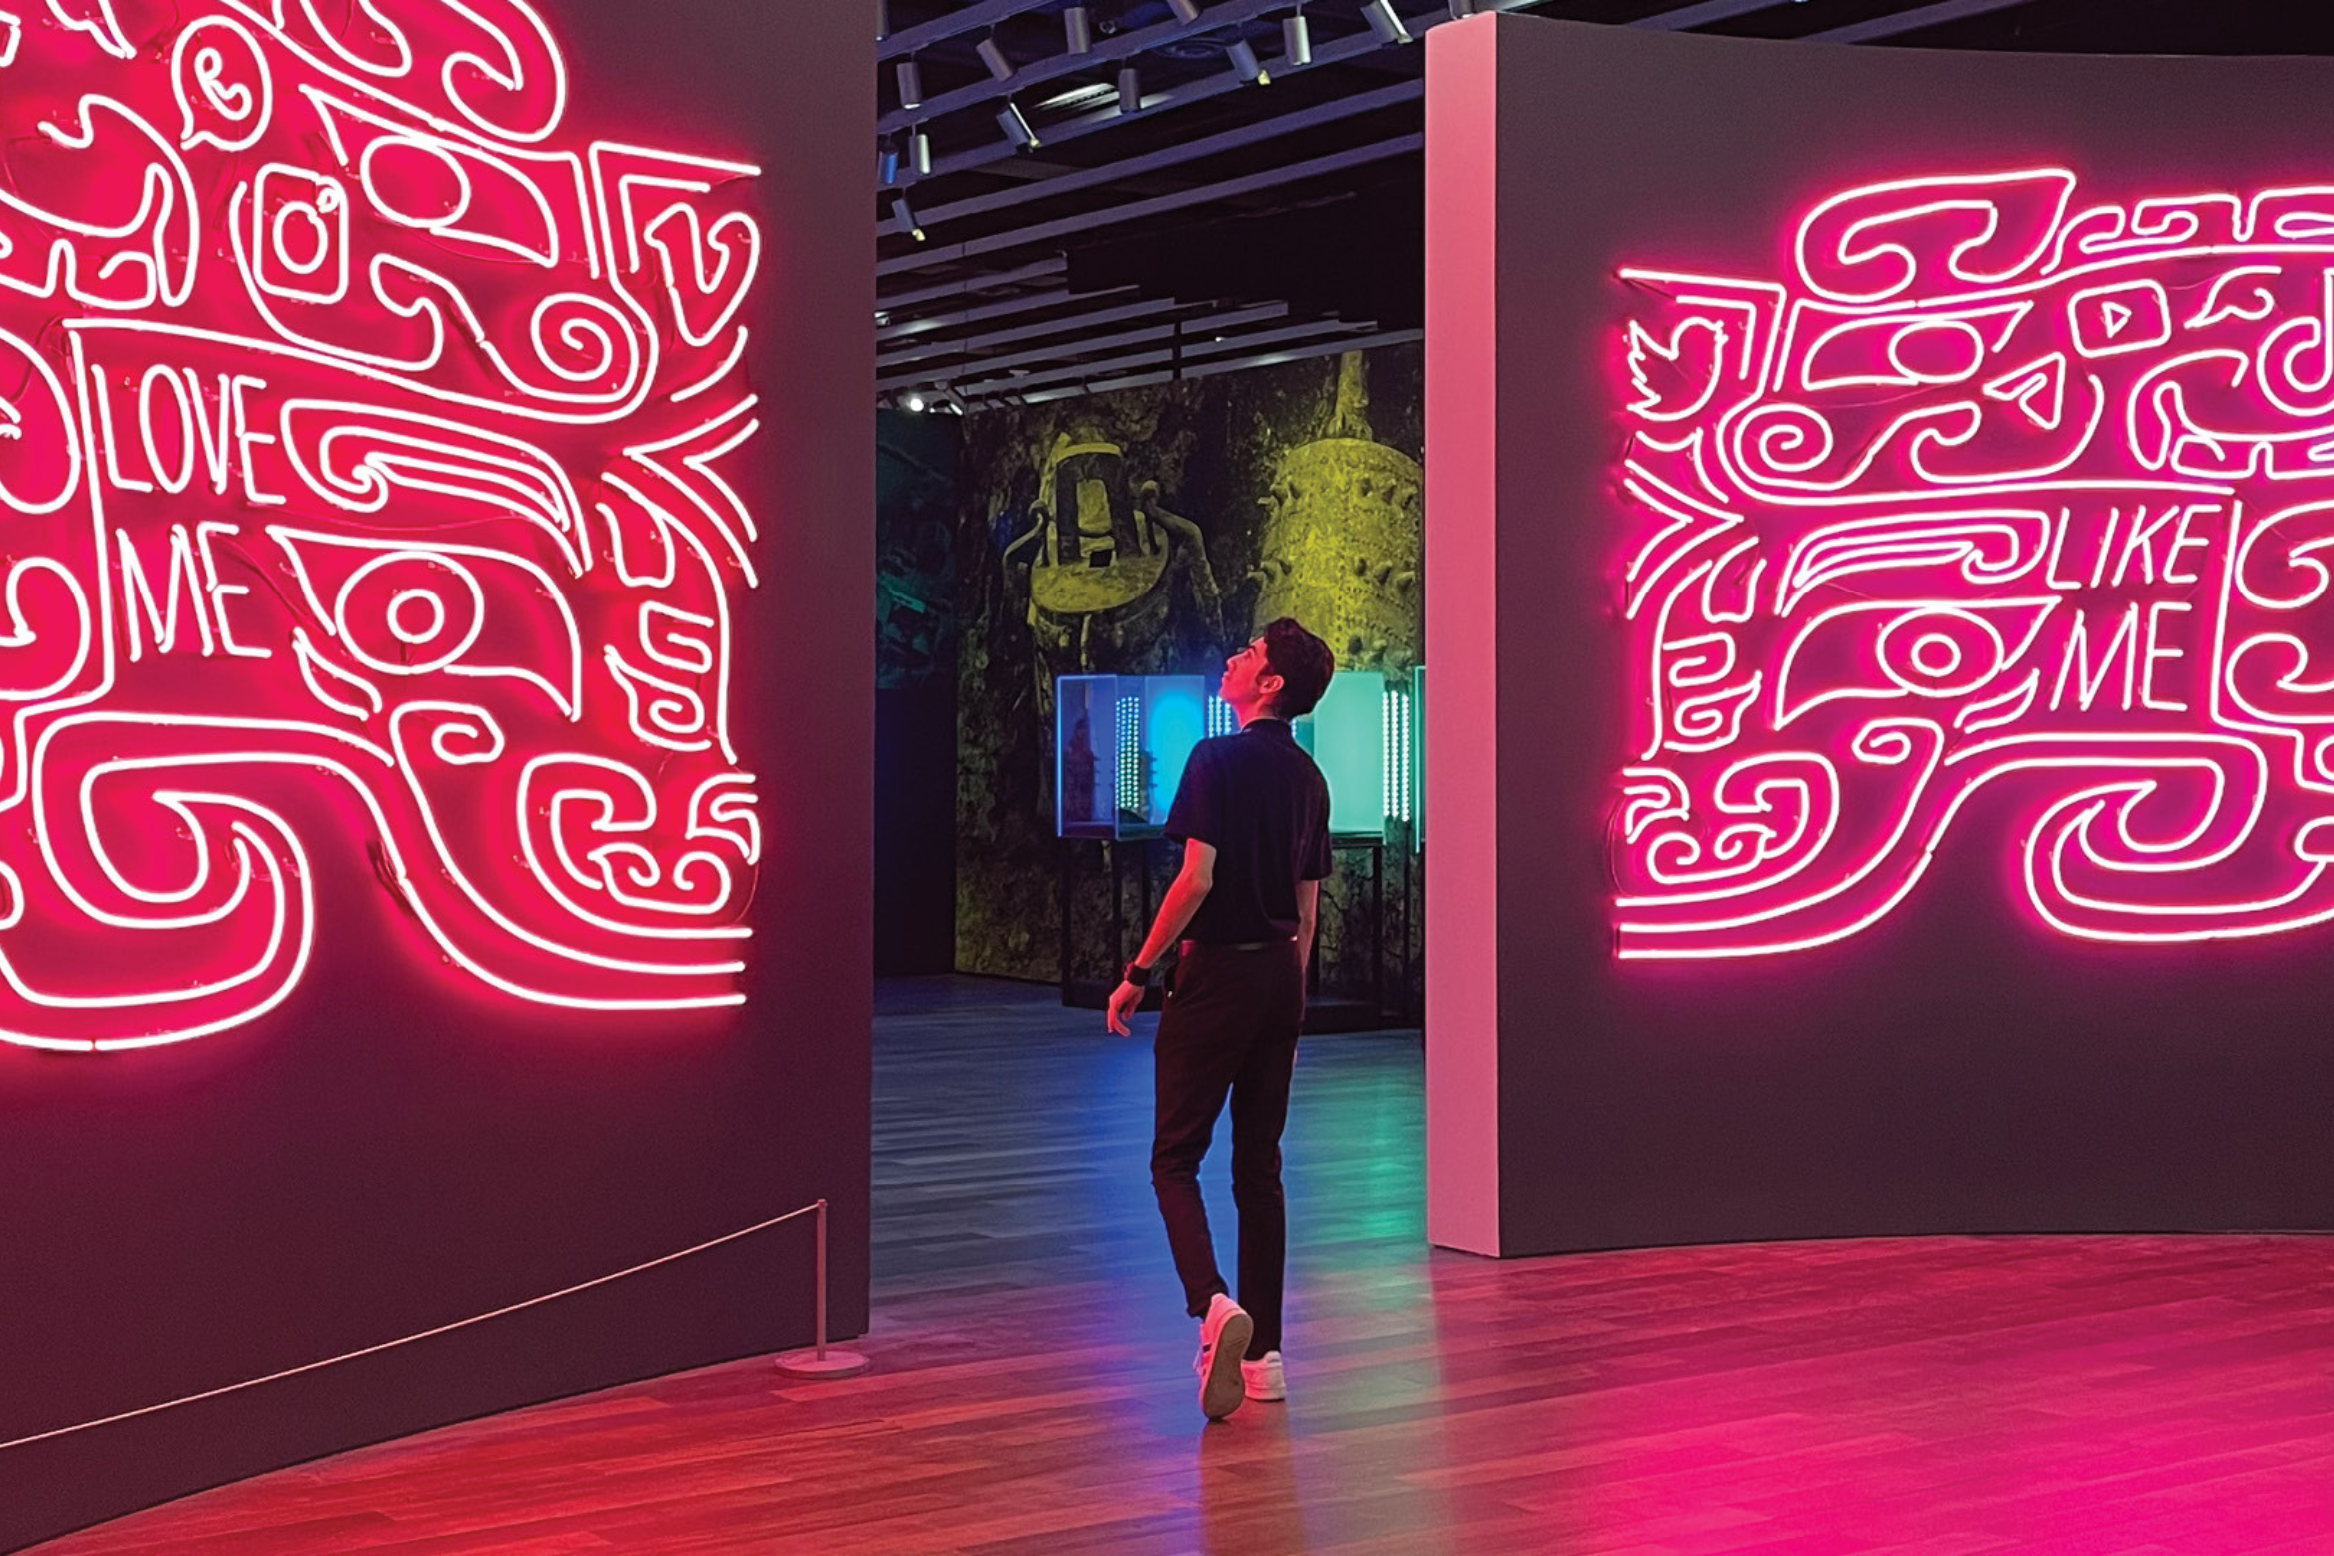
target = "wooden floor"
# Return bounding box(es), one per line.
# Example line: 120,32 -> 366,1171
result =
30,977 -> 2334,1555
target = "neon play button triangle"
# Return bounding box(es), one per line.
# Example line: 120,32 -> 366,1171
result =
1981,353 -> 2068,430
2101,300 -> 2133,338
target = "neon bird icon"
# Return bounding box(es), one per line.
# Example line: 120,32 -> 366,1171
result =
0,0 -> 766,1050
1614,169 -> 2334,959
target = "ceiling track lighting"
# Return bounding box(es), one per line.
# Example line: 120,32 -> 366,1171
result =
894,58 -> 922,111
1361,0 -> 1412,44
878,140 -> 901,185
910,128 -> 932,177
890,192 -> 926,242
1228,37 -> 1268,85
976,35 -> 1015,80
1447,0 -> 1479,15
997,100 -> 1041,150
874,0 -> 888,41
1064,5 -> 1093,53
1116,64 -> 1141,114
1282,12 -> 1311,67
1168,0 -> 1202,22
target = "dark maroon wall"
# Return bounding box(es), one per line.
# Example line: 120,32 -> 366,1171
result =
1436,15 -> 2334,1257
0,2 -> 872,1547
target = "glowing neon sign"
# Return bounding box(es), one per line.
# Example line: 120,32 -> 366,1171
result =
0,0 -> 762,1048
1615,169 -> 2334,957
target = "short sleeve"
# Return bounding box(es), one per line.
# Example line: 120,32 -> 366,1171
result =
1164,742 -> 1222,845
1301,778 -> 1332,880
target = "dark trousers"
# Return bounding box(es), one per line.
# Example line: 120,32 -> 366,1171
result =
1150,939 -> 1304,1357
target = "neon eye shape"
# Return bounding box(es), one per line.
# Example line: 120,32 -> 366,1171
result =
271,529 -> 584,720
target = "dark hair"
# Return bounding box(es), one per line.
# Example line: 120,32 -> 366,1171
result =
1259,617 -> 1335,719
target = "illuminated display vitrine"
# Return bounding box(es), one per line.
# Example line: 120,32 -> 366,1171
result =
1055,675 -> 1207,838
1060,668 -> 1423,841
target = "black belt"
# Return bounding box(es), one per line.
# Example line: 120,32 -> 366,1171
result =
1180,938 -> 1290,953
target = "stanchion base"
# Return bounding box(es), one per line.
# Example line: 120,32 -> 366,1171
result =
774,1347 -> 870,1379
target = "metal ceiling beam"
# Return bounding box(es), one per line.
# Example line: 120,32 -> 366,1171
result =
1808,0 -> 2039,41
976,320 -> 1409,405
879,0 -> 1287,134
877,256 -> 1066,312
881,0 -> 1041,61
903,0 -> 1809,190
1180,325 -> 1423,379
879,131 -> 1425,277
884,79 -> 1425,233
880,297 -> 1187,368
879,284 -> 1136,340
953,315 -> 1374,395
877,302 -> 1294,392
1626,0 -> 1816,29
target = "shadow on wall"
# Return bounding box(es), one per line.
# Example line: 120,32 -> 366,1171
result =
953,347 -> 1423,995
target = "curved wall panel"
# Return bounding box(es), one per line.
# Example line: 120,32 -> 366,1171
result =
1428,13 -> 2334,1257
0,1 -> 870,1546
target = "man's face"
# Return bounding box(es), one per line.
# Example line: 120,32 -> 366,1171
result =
1222,636 -> 1283,709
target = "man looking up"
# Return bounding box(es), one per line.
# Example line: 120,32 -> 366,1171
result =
1107,617 -> 1337,1422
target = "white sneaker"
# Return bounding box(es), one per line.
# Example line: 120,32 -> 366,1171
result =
1241,1350 -> 1285,1402
1194,1293 -> 1252,1421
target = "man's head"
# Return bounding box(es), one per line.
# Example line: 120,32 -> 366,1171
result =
1220,617 -> 1336,722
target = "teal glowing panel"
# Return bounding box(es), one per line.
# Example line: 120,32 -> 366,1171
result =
1307,670 -> 1388,836
1411,664 -> 1426,853
1143,677 -> 1207,831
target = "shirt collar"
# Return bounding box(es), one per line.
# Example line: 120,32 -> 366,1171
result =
1243,718 -> 1296,740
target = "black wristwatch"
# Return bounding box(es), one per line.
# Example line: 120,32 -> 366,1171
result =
1123,959 -> 1154,988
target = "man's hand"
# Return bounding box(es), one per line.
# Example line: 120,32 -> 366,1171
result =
1105,978 -> 1145,1036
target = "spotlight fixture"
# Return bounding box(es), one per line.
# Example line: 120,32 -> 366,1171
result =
1167,0 -> 1201,21
1228,37 -> 1268,85
910,128 -> 932,177
878,140 -> 901,185
890,192 -> 926,242
977,34 -> 1014,80
1361,0 -> 1411,44
1117,64 -> 1141,114
875,0 -> 888,41
1447,0 -> 1478,15
895,58 -> 923,110
1064,5 -> 1093,52
904,392 -> 927,412
1282,12 -> 1311,67
997,100 -> 1040,149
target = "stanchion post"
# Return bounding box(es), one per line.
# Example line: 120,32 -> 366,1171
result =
775,1198 -> 869,1378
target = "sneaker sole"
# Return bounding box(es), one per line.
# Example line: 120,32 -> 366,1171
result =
1201,1310 -> 1252,1421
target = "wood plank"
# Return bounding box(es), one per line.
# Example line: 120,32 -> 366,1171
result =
26,977 -> 2334,1554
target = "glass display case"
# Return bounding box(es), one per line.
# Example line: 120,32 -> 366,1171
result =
1054,674 -> 1207,838
1057,667 -> 1423,842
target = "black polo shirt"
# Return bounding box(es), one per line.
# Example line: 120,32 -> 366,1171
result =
1164,719 -> 1333,944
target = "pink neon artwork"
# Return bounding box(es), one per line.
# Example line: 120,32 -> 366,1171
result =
1615,170 -> 2334,957
0,0 -> 762,1048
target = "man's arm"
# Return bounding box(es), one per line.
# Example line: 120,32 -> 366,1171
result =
1296,878 -> 1319,981
1106,840 -> 1215,1035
